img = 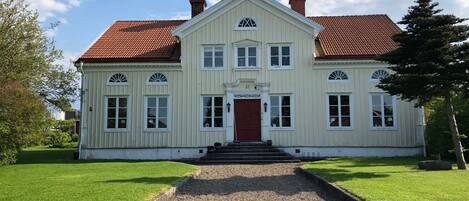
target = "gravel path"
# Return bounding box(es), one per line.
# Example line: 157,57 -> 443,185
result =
163,163 -> 336,201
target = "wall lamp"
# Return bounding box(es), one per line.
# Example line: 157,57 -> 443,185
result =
264,102 -> 268,112
227,102 -> 231,113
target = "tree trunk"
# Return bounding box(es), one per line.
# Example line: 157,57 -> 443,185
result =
444,94 -> 467,170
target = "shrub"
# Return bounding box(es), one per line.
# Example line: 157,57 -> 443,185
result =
48,131 -> 72,148
425,97 -> 468,160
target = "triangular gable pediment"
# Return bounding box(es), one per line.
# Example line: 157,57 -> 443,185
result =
172,0 -> 324,38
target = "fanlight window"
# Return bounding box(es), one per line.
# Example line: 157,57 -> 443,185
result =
371,70 -> 390,81
148,73 -> 168,84
108,73 -> 128,84
238,17 -> 257,29
328,70 -> 349,81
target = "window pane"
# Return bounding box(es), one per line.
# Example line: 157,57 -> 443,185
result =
384,106 -> 393,116
159,97 -> 168,107
270,96 -> 279,106
204,51 -> 212,57
203,118 -> 212,127
271,56 -> 279,66
341,106 -> 350,116
270,107 -> 279,117
282,117 -> 291,127
214,48 -> 223,56
204,58 -> 213,67
282,46 -> 290,55
372,95 -> 381,106
271,117 -> 280,127
118,119 -> 127,128
148,108 -> 156,118
107,119 -> 116,129
238,58 -> 246,67
385,117 -> 394,127
373,117 -> 382,127
214,57 -> 223,67
372,106 -> 382,117
214,107 -> 223,117
248,57 -> 256,66
329,96 -> 338,105
384,95 -> 393,106
342,117 -> 351,127
282,56 -> 290,66
147,98 -> 156,107
282,106 -> 290,116
329,117 -> 339,127
108,98 -> 116,107
248,47 -> 256,56
147,119 -> 156,128
214,97 -> 223,106
341,96 -> 350,105
118,108 -> 127,118
119,98 -> 127,107
329,106 -> 339,116
214,118 -> 223,127
271,47 -> 279,56
203,108 -> 212,117
108,109 -> 116,118
158,108 -> 167,117
237,48 -> 245,56
281,96 -> 290,106
158,118 -> 168,128
203,97 -> 212,107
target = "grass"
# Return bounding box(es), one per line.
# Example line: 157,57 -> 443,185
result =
304,158 -> 469,201
0,146 -> 198,201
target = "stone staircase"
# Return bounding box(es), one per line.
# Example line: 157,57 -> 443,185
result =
199,142 -> 300,164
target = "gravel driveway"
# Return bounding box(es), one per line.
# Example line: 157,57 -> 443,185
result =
163,163 -> 336,201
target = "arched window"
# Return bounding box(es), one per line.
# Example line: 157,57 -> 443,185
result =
108,73 -> 128,84
237,17 -> 257,29
371,70 -> 389,81
328,70 -> 349,81
148,73 -> 168,84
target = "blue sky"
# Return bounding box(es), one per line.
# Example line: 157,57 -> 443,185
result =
25,0 -> 469,109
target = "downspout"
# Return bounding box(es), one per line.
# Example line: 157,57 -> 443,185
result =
418,106 -> 427,157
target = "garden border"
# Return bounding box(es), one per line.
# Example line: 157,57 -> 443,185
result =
296,166 -> 363,201
152,168 -> 202,201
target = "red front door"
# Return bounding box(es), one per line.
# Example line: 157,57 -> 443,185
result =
234,99 -> 262,142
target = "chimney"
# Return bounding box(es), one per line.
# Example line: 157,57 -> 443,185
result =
289,0 -> 306,16
190,0 -> 206,18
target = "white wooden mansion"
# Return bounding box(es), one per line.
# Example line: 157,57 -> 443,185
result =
75,0 -> 425,160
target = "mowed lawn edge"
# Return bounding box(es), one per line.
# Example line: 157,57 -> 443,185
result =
304,158 -> 469,201
0,147 -> 198,201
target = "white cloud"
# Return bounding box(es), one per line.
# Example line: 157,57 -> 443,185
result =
455,0 -> 469,7
25,0 -> 81,21
168,12 -> 192,20
55,51 -> 80,70
207,0 -> 221,6
304,0 -> 377,16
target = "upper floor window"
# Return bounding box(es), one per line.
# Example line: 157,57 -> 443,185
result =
203,46 -> 224,69
269,45 -> 291,69
371,70 -> 390,82
108,73 -> 128,85
237,17 -> 257,30
236,46 -> 259,68
328,70 -> 349,81
148,73 -> 168,84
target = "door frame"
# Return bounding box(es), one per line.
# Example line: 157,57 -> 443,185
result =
224,79 -> 271,143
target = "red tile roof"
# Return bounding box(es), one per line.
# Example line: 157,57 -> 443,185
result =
77,15 -> 400,63
310,15 -> 401,60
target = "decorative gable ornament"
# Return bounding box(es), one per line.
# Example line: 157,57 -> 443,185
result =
237,17 -> 257,29
108,73 -> 128,84
371,70 -> 389,81
328,70 -> 349,81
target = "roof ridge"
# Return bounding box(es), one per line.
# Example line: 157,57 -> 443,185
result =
308,14 -> 388,18
115,19 -> 188,22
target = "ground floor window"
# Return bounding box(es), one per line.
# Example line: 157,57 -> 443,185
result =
105,96 -> 128,130
328,95 -> 351,128
270,95 -> 292,128
145,96 -> 169,130
202,96 -> 224,129
370,94 -> 396,128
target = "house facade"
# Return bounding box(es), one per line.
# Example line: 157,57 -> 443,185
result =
76,0 -> 426,160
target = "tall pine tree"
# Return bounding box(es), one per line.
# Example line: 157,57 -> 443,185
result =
378,0 -> 469,169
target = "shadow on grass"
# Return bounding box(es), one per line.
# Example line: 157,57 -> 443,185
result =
307,168 -> 390,183
102,177 -> 185,185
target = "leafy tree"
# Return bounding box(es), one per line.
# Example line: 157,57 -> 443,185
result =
0,0 -> 79,165
378,0 -> 469,169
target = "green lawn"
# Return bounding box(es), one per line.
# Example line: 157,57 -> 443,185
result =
0,147 -> 198,201
304,158 -> 469,201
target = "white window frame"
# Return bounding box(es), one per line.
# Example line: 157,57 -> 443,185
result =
370,69 -> 390,83
269,95 -> 295,130
235,17 -> 258,31
146,73 -> 168,85
144,96 -> 170,132
201,45 -> 226,70
200,96 -> 225,131
104,96 -> 130,132
326,94 -> 353,130
234,45 -> 260,70
107,73 -> 129,86
268,44 -> 293,69
328,70 -> 350,83
369,93 -> 398,130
